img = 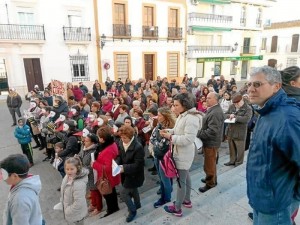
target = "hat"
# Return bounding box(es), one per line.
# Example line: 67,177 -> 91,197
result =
232,94 -> 243,103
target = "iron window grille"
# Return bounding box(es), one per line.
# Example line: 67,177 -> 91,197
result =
69,55 -> 89,82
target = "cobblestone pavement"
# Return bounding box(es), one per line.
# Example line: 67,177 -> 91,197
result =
0,100 -> 231,225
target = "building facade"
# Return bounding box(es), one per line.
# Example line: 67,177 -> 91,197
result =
0,0 -> 97,95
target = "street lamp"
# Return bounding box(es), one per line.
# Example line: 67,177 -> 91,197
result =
231,42 -> 238,52
100,34 -> 106,49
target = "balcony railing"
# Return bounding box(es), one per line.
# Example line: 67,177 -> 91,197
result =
142,26 -> 158,39
188,45 -> 231,53
256,19 -> 262,28
189,13 -> 232,23
0,24 -> 45,40
240,46 -> 256,54
63,27 -> 91,41
240,18 -> 246,26
168,27 -> 182,40
113,24 -> 131,38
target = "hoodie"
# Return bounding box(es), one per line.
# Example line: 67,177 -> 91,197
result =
14,119 -> 32,144
3,175 -> 43,225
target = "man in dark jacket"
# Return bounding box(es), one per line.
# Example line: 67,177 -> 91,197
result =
7,88 -> 22,126
52,95 -> 68,122
197,92 -> 225,192
116,125 -> 145,223
224,93 -> 252,167
79,82 -> 89,95
246,66 -> 300,224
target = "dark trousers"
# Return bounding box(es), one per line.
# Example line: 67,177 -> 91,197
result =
21,143 -> 33,164
120,186 -> 141,213
57,161 -> 65,178
103,187 -> 119,213
26,121 -> 43,147
9,107 -> 21,124
228,138 -> 246,165
203,147 -> 218,187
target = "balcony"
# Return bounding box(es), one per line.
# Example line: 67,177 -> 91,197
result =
63,27 -> 91,42
197,0 -> 231,4
240,18 -> 246,26
142,26 -> 158,40
188,45 -> 231,58
0,24 -> 45,42
189,13 -> 233,31
113,24 -> 131,39
240,46 -> 256,55
168,27 -> 182,40
256,19 -> 262,28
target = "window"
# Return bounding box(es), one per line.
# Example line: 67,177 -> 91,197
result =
68,14 -> 82,27
214,61 -> 221,76
256,8 -> 262,27
240,6 -> 246,26
291,34 -> 299,53
18,8 -> 34,25
115,54 -> 129,81
70,55 -> 89,81
168,53 -> 179,77
230,61 -> 237,75
286,58 -> 297,67
271,36 -> 278,53
261,38 -> 267,50
196,62 -> 204,78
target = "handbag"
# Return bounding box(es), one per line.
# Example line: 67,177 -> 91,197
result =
96,166 -> 112,195
159,143 -> 178,179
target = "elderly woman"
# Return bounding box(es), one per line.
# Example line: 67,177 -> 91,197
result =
160,93 -> 202,217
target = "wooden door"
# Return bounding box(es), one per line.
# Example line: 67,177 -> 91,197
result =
169,9 -> 178,28
144,6 -> 153,26
23,58 -> 44,91
114,3 -> 125,24
144,54 -> 154,81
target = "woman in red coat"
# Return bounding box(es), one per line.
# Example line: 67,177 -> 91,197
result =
92,125 -> 121,217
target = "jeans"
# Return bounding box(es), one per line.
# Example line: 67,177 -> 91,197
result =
120,186 -> 141,213
253,200 -> 299,225
154,158 -> 172,202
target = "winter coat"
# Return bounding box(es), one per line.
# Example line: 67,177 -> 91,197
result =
6,93 -> 22,108
150,124 -> 170,160
283,85 -> 300,101
14,124 -> 31,144
52,101 -> 68,122
78,144 -> 98,190
219,98 -> 232,113
92,89 -> 105,101
116,137 -> 145,189
61,168 -> 88,223
72,87 -> 84,102
225,102 -> 252,140
168,108 -> 201,170
198,104 -> 225,148
3,175 -> 43,225
247,89 -> 300,214
101,101 -> 113,113
92,142 -> 121,189
58,132 -> 80,159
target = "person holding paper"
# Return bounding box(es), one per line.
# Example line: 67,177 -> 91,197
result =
92,126 -> 121,218
78,133 -> 101,216
224,93 -> 252,167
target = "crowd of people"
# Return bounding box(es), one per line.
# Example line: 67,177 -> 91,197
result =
2,65 -> 300,225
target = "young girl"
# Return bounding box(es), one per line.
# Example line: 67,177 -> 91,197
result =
60,157 -> 88,225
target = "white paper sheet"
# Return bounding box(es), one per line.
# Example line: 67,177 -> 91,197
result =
224,118 -> 236,123
112,160 -> 121,177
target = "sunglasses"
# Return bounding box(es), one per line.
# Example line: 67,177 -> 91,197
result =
247,81 -> 267,88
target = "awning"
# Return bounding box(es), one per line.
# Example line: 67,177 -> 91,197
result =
191,26 -> 232,32
197,55 -> 263,63
196,0 -> 231,4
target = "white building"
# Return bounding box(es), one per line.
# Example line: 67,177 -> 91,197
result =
258,20 -> 300,70
0,0 -> 97,95
97,0 -> 186,83
186,0 -> 276,82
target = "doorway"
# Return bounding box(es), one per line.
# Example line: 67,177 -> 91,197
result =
241,61 -> 248,79
144,54 -> 155,81
23,58 -> 44,91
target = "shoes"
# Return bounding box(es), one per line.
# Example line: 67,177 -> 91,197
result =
182,200 -> 192,208
135,203 -> 141,210
154,199 -> 166,208
57,187 -> 61,192
148,166 -> 156,172
164,203 -> 182,217
126,211 -> 137,223
39,146 -> 45,150
248,212 -> 253,221
156,189 -> 161,195
201,178 -> 206,183
11,123 -> 16,127
151,170 -> 158,175
42,157 -> 50,162
224,162 -> 235,166
32,145 -> 41,149
89,209 -> 100,217
199,185 -> 213,193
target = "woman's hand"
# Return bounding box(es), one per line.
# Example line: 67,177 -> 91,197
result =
159,130 -> 171,140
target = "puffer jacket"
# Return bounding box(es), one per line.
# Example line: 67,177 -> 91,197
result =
168,108 -> 202,170
246,89 -> 300,214
61,168 -> 88,223
14,123 -> 31,144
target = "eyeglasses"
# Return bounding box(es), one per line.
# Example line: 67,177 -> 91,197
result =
247,81 -> 267,88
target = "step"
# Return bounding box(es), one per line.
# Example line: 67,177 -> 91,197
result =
89,153 -> 250,225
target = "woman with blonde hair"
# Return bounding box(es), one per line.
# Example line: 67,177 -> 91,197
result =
151,107 -> 176,208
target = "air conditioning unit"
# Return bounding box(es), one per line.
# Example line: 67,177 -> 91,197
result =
191,0 -> 199,5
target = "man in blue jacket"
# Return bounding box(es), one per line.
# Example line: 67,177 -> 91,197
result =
246,66 -> 300,225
